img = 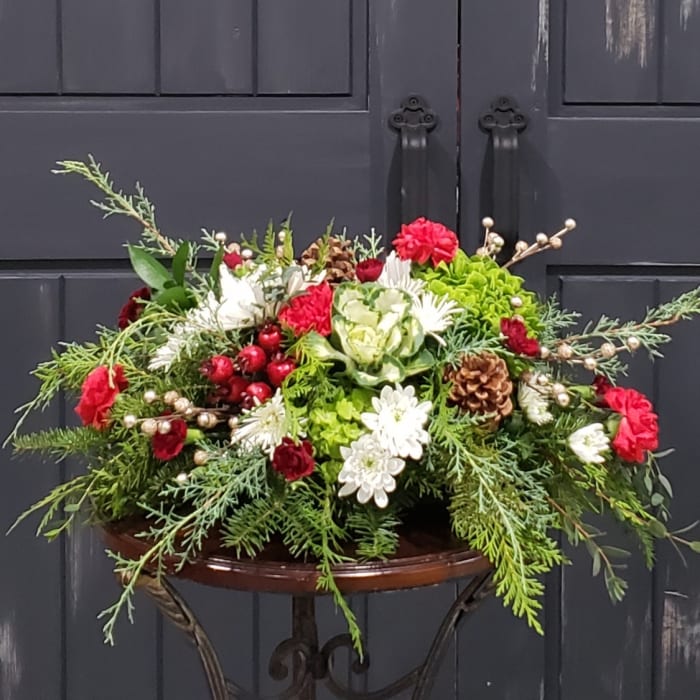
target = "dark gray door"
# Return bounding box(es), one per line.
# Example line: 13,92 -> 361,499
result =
0,3 -> 460,700
459,1 -> 700,698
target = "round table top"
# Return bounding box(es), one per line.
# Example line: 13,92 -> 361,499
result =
103,520 -> 491,595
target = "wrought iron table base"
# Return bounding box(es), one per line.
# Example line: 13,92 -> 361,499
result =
133,570 -> 494,700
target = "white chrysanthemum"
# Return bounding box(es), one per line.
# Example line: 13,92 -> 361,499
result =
230,390 -> 287,457
338,434 -> 405,508
376,251 -> 425,297
148,265 -> 267,371
518,375 -> 553,425
361,384 -> 432,460
216,263 -> 267,329
412,290 -> 460,342
568,423 -> 610,464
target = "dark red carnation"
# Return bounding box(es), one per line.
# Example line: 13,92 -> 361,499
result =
393,217 -> 459,266
500,317 -> 540,357
356,258 -> 384,283
278,282 -> 333,337
75,364 -> 128,430
604,386 -> 659,464
223,251 -> 243,270
151,417 -> 188,461
118,287 -> 151,330
592,375 -> 613,405
271,437 -> 315,481
200,355 -> 235,384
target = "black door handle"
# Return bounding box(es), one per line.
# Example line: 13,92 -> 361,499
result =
389,95 -> 438,224
479,96 -> 528,259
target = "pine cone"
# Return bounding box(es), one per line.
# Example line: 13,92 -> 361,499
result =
300,236 -> 356,284
445,352 -> 514,426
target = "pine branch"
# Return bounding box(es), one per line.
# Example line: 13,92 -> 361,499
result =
53,156 -> 177,255
13,427 -> 102,461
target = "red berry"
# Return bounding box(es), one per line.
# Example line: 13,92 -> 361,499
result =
226,376 -> 249,404
243,381 -> 273,408
237,344 -> 267,374
200,355 -> 235,384
266,356 -> 297,387
223,251 -> 243,269
258,323 -> 283,354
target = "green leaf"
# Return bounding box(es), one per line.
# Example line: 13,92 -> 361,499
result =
208,247 -> 225,287
651,493 -> 664,507
172,241 -> 189,286
688,541 -> 700,554
658,473 -> 673,498
648,519 -> 668,538
592,551 -> 601,577
128,244 -> 172,290
600,545 -> 631,559
643,473 -> 653,494
153,285 -> 191,310
63,503 -> 81,513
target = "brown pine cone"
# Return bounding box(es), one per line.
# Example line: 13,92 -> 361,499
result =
445,352 -> 514,427
300,236 -> 356,284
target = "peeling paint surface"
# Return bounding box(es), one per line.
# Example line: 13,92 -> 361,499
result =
0,616 -> 22,700
681,0 -> 700,29
662,594 -> 700,693
531,0 -> 549,91
604,0 -> 656,67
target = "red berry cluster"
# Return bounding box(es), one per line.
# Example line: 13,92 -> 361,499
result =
200,323 -> 296,411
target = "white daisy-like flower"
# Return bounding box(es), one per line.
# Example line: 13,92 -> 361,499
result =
568,423 -> 610,464
376,251 -> 425,297
517,375 -> 554,425
216,263 -> 267,329
148,265 -> 267,371
230,389 -> 287,457
411,290 -> 460,342
361,384 -> 432,460
338,434 -> 405,508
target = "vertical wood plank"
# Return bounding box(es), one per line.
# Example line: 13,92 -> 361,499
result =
61,0 -> 156,94
161,0 -> 254,95
257,0 -> 352,95
0,276 -> 63,700
557,277 -> 654,700
662,1 -> 700,102
564,0 -> 659,103
63,274 -> 159,700
655,278 -> 700,697
0,0 -> 58,92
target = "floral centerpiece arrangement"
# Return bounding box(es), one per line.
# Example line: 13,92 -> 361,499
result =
9,158 -> 700,651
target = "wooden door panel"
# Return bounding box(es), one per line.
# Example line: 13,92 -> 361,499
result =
0,277 -> 64,700
461,1 -> 700,698
1,1 -> 460,698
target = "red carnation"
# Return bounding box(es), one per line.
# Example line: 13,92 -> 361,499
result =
278,282 -> 333,337
393,217 -> 459,266
151,417 -> 188,461
271,437 -> 315,481
604,386 -> 659,464
592,375 -> 613,404
75,364 -> 128,430
356,258 -> 384,283
118,287 -> 151,330
500,317 -> 540,357
223,251 -> 243,270
200,355 -> 235,384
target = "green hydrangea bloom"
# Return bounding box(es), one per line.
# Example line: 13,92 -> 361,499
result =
417,251 -> 541,332
307,387 -> 373,461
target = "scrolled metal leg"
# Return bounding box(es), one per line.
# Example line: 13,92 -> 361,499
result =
133,572 -> 236,700
411,570 -> 495,700
130,570 -> 494,700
